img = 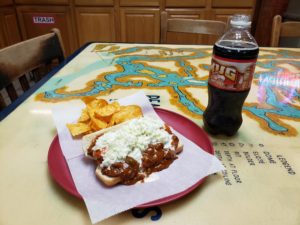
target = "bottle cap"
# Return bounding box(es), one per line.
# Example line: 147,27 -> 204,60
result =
230,14 -> 251,27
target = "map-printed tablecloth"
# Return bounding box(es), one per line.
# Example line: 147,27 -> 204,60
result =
7,43 -> 300,225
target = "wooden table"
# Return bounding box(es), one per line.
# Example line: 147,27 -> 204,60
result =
1,43 -> 299,225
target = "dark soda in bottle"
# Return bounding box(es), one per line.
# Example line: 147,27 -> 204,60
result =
203,15 -> 259,136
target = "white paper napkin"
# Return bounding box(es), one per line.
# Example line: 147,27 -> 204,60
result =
52,91 -> 224,224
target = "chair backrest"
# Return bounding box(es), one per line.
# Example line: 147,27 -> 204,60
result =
161,11 -> 227,44
270,15 -> 300,47
0,28 -> 65,110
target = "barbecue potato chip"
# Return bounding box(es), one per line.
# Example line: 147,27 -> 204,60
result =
77,108 -> 90,123
87,106 -> 96,118
87,98 -> 108,110
109,105 -> 143,125
67,97 -> 143,137
82,96 -> 108,106
90,116 -> 108,130
66,123 -> 91,137
94,102 -> 121,122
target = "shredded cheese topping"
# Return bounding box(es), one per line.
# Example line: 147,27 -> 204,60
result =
92,117 -> 173,167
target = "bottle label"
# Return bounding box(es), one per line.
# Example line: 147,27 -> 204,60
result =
208,54 -> 257,91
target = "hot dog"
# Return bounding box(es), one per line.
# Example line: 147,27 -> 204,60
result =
82,116 -> 183,186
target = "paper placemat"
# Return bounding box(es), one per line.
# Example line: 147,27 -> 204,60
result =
52,91 -> 224,224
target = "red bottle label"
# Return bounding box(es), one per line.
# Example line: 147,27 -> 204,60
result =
208,54 -> 257,91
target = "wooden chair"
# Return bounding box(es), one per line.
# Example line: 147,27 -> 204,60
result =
0,28 -> 65,110
161,11 -> 227,44
270,15 -> 300,47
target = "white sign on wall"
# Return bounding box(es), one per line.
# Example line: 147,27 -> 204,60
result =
32,16 -> 55,24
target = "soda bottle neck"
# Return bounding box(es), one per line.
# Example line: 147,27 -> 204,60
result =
217,26 -> 258,48
230,26 -> 251,31
230,14 -> 252,29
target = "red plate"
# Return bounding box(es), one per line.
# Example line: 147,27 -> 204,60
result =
48,108 -> 214,208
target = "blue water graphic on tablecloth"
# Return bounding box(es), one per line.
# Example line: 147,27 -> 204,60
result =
39,46 -> 300,135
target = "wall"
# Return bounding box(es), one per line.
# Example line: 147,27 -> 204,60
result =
0,0 -> 256,56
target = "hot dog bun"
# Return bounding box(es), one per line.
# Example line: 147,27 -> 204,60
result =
95,167 -> 122,187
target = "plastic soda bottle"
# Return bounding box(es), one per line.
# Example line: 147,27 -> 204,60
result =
203,14 -> 259,136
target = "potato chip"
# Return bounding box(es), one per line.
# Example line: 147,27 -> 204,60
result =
94,102 -> 121,122
110,101 -> 121,111
109,105 -> 143,125
87,99 -> 108,110
67,97 -> 143,137
77,108 -> 90,123
86,100 -> 106,117
87,106 -> 96,118
67,123 -> 91,137
90,116 -> 108,131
